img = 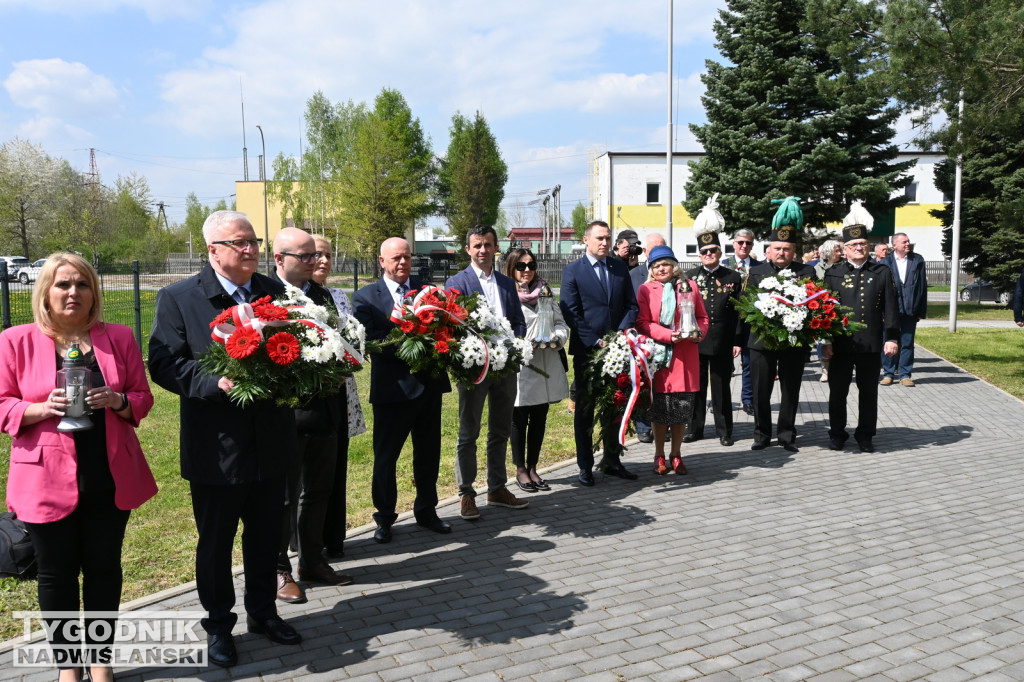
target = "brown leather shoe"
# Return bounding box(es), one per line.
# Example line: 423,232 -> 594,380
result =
460,495 -> 481,520
880,376 -> 894,386
486,487 -> 530,509
298,563 -> 354,586
900,377 -> 915,387
276,571 -> 306,603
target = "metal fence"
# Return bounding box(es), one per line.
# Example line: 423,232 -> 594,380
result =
0,256 -> 985,350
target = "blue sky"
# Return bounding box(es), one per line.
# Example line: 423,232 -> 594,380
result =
1,0 -> 921,228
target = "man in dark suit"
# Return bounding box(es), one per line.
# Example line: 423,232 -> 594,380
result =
149,211 -> 301,668
352,237 -> 453,543
561,220 -> 639,486
821,221 -> 899,453
445,225 -> 530,520
269,227 -> 352,603
740,210 -> 815,453
879,233 -> 928,387
720,228 -> 759,415
686,229 -> 743,446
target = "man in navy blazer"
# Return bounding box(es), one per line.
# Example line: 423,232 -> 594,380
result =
445,225 -> 530,520
560,220 -> 639,486
352,237 -> 453,543
879,233 -> 928,387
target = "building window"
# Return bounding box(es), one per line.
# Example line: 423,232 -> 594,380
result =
905,182 -> 918,203
646,183 -> 660,204
684,244 -> 697,256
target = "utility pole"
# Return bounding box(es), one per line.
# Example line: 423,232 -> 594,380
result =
256,125 -> 271,274
542,195 -> 551,255
552,185 -> 562,255
666,0 -> 674,249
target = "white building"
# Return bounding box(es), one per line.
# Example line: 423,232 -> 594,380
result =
594,151 -> 947,260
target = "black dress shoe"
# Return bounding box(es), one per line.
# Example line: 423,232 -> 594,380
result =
720,437 -> 734,447
373,523 -> 392,544
828,438 -> 845,451
324,546 -> 345,560
246,615 -> 302,645
208,633 -> 237,667
578,469 -> 595,486
742,403 -> 754,415
415,516 -> 452,534
779,441 -> 798,453
751,440 -> 769,451
856,439 -> 875,453
636,431 -> 654,443
683,434 -> 702,443
605,464 -> 639,480
515,478 -> 539,493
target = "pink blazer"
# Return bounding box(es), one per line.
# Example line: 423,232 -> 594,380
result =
635,279 -> 710,394
1,323 -> 158,523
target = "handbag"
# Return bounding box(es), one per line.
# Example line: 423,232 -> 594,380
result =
0,512 -> 36,578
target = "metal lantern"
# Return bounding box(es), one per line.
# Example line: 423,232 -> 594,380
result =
56,342 -> 93,432
534,284 -> 558,348
677,286 -> 700,339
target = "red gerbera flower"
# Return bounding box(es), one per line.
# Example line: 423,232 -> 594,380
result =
400,319 -> 416,333
416,310 -> 435,324
841,315 -> 849,326
266,332 -> 301,366
820,319 -> 832,330
809,317 -> 822,330
253,301 -> 290,321
210,309 -> 234,328
435,340 -> 450,354
807,300 -> 820,310
226,328 -> 262,359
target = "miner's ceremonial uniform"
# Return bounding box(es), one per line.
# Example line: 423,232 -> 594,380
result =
824,243 -> 900,451
686,264 -> 742,443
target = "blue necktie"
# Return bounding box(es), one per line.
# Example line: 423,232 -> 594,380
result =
234,286 -> 249,304
597,260 -> 609,301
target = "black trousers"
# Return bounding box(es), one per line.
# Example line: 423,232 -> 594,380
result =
278,429 -> 339,571
371,391 -> 442,526
323,429 -> 351,554
749,347 -> 807,446
24,489 -> 129,668
191,477 -> 284,635
511,403 -> 550,469
828,351 -> 882,442
690,353 -> 734,439
573,351 -> 622,471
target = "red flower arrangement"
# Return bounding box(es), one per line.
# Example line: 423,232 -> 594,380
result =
199,288 -> 376,407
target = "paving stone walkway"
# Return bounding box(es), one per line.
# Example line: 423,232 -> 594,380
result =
4,345 -> 1023,681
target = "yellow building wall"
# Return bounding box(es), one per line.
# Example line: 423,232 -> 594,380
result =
896,204 -> 943,227
235,181 -> 289,244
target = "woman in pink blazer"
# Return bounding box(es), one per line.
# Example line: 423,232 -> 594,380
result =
0,253 -> 157,682
635,246 -> 709,476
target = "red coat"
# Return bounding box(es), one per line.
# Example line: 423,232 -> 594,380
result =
1,323 -> 157,523
636,280 -> 710,394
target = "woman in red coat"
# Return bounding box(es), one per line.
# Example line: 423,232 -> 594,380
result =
635,245 -> 709,475
0,253 -> 157,682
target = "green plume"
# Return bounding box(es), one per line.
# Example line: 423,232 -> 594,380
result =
770,196 -> 803,231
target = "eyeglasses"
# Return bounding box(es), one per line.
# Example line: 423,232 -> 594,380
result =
212,238 -> 263,250
280,251 -> 323,265
700,248 -> 721,255
735,240 -> 753,246
514,261 -> 538,271
845,242 -> 869,249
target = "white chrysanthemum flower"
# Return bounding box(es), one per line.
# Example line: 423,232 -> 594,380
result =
304,328 -> 322,345
489,343 -> 509,371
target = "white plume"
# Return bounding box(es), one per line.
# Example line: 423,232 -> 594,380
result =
842,200 -> 874,231
693,192 -> 725,235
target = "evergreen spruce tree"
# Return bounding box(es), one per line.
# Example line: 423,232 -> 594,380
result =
686,0 -> 911,238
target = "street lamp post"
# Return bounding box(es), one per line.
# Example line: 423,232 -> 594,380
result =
256,125 -> 271,274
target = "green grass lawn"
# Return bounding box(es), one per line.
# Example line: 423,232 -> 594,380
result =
0,362 -> 580,640
917,327 -> 1024,401
925,301 -> 1014,320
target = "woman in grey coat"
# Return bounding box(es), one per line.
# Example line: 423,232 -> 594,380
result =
504,248 -> 569,492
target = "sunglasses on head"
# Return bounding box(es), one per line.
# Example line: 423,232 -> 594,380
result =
514,261 -> 538,271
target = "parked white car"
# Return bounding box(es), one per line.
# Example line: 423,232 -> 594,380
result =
14,258 -> 46,284
0,256 -> 31,282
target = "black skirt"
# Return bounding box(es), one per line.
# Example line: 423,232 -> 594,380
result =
648,391 -> 696,426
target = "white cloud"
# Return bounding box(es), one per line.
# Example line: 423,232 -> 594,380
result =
4,58 -> 120,119
154,0 -> 724,141
17,116 -> 95,147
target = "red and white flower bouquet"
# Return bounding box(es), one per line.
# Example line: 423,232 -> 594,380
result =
199,285 -> 372,407
387,285 -> 533,389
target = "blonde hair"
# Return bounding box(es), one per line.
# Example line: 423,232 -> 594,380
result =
646,259 -> 684,282
32,253 -> 104,338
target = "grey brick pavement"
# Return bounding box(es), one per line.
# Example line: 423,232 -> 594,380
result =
3,346 -> 1024,680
